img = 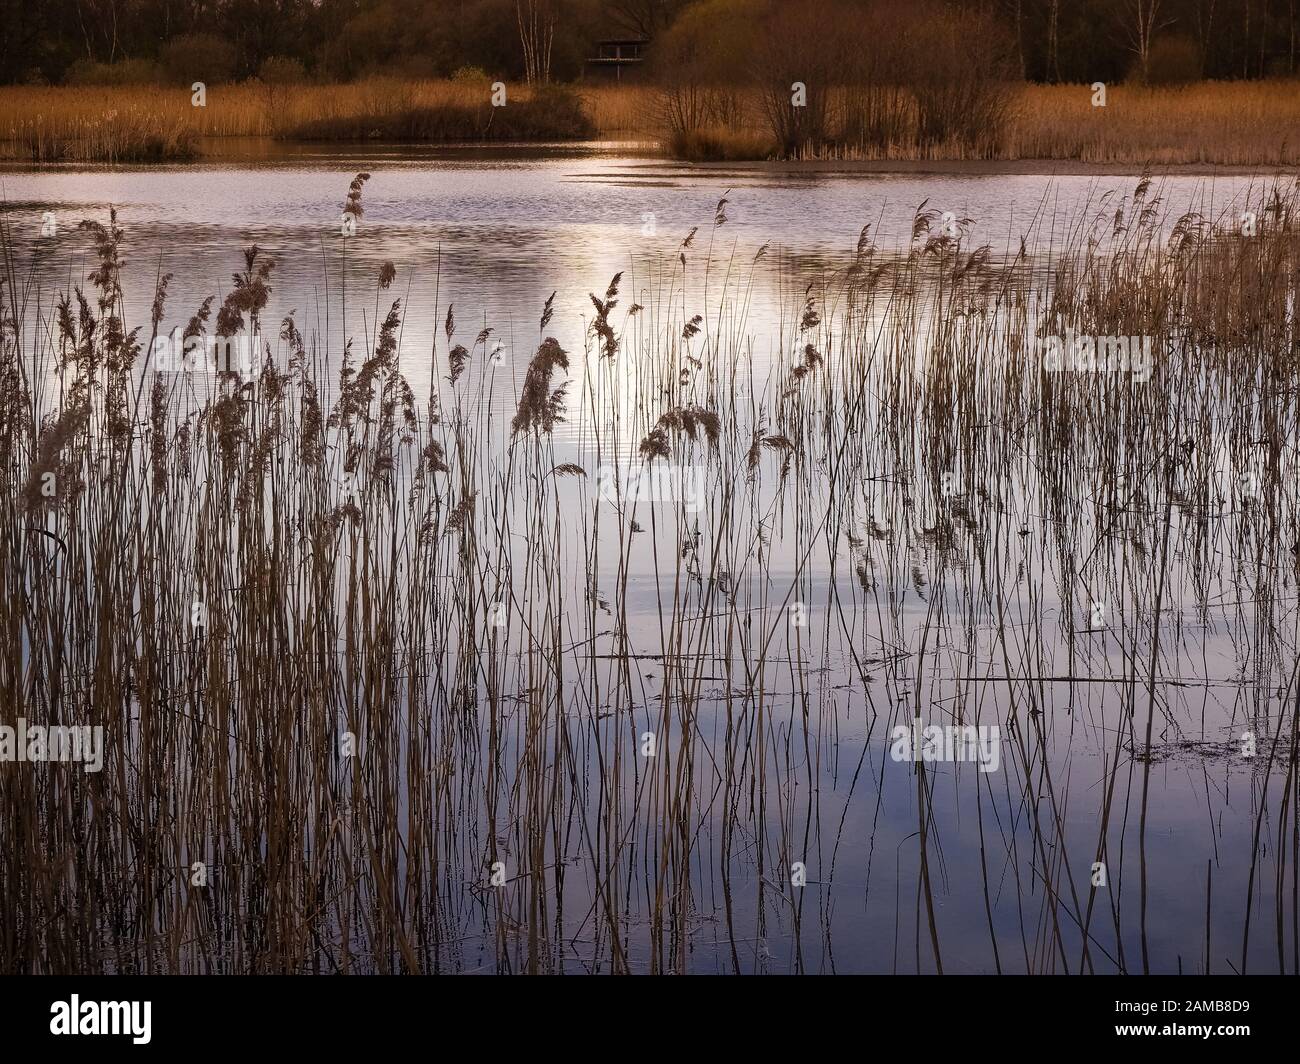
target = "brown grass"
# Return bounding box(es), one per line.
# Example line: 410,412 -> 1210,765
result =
0,79 -> 607,161
1008,81 -> 1300,165
3,77 -> 1300,163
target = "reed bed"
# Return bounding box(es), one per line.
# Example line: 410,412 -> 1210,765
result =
661,80 -> 1300,162
2,173 -> 1300,973
0,79 -> 596,161
4,80 -> 1300,163
1009,81 -> 1300,165
8,105 -> 199,164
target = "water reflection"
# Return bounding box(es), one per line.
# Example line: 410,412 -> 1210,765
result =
1,149 -> 1296,973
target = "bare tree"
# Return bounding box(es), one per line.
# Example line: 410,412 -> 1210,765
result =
74,0 -> 122,63
1290,0 -> 1296,74
1118,0 -> 1173,80
1048,0 -> 1060,81
997,0 -> 1027,78
516,0 -> 556,85
751,0 -> 843,156
1191,0 -> 1218,75
610,0 -> 685,39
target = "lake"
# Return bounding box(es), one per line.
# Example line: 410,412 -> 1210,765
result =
2,143 -> 1296,974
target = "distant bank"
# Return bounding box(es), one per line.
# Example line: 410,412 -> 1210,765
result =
3,79 -> 1298,167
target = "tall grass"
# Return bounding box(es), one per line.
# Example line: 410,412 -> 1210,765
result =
1009,81 -> 1300,164
0,80 -> 596,162
283,83 -> 593,142
9,106 -> 199,163
2,173 -> 1299,973
5,80 -> 1300,164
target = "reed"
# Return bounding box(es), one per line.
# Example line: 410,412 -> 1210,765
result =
5,80 -> 1300,163
2,172 -> 1299,973
0,80 -> 596,161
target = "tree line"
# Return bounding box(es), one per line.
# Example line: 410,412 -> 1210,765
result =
1,0 -> 1297,86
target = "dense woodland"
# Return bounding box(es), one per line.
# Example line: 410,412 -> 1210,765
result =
2,0 -> 1299,86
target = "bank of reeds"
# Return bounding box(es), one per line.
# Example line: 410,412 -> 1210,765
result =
283,83 -> 593,142
658,80 -> 1300,162
0,79 -> 595,162
4,79 -> 1300,164
2,173 -> 1299,972
10,106 -> 199,163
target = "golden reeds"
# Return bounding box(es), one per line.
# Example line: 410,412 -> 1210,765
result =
5,79 -> 1300,163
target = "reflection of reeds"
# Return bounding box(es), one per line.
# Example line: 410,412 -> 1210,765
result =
3,174 -> 1300,973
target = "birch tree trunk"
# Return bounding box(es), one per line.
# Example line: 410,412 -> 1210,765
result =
516,0 -> 557,85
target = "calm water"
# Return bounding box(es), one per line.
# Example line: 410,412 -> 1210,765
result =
0,145 -> 1276,387
4,145 -> 1296,973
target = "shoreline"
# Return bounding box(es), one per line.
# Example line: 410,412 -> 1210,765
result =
6,79 -> 1300,171
3,137 -> 1297,178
